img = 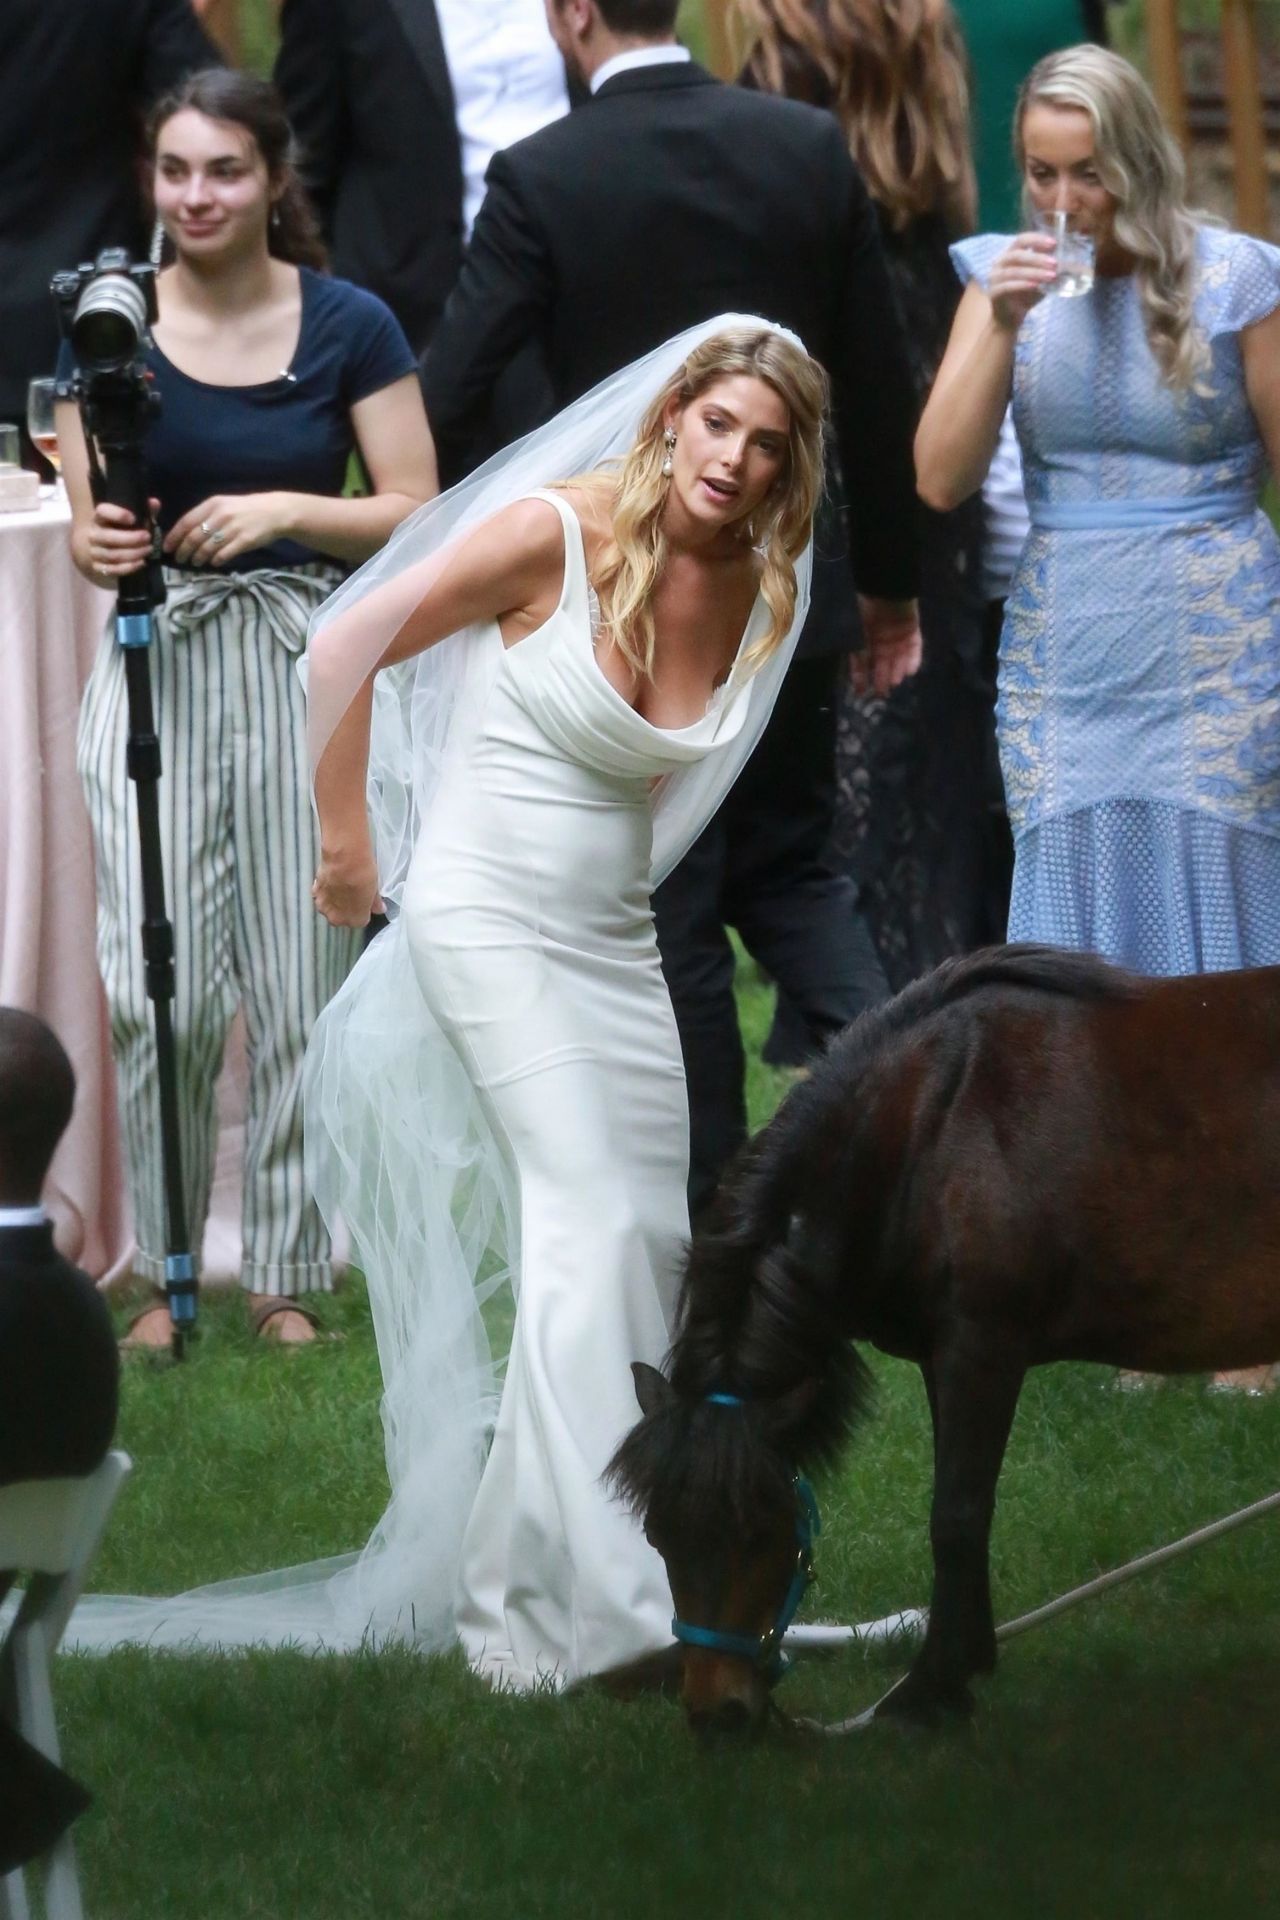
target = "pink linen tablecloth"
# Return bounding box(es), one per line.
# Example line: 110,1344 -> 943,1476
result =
0,490 -> 127,1279
0,491 -> 248,1288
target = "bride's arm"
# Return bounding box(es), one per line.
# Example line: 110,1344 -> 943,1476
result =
311,499 -> 564,928
311,680 -> 383,928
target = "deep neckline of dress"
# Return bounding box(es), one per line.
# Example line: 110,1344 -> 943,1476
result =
534,489 -> 759,738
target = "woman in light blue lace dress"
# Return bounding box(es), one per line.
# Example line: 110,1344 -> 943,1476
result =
917,45 -> 1280,975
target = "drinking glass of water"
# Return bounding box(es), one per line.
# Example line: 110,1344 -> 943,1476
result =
26,378 -> 62,477
1036,210 -> 1095,299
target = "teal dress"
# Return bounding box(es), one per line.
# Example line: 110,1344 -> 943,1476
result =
951,0 -> 1101,231
953,228 -> 1280,972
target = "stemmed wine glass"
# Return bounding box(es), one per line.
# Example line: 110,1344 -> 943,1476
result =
26,378 -> 62,485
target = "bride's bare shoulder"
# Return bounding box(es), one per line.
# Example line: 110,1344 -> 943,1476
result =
452,495 -> 568,592
484,494 -> 568,550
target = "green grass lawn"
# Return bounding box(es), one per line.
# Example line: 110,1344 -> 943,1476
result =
45,955 -> 1280,1919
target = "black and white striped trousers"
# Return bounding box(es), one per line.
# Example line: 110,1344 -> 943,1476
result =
77,565 -> 361,1295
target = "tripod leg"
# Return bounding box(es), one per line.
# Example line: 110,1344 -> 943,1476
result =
76,373 -> 201,1354
119,626 -> 198,1352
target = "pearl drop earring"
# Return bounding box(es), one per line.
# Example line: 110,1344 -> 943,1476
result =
661,428 -> 676,478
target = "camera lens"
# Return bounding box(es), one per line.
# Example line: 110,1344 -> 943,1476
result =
71,274 -> 150,373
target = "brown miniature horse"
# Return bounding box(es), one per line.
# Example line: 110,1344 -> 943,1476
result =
608,946 -> 1280,1739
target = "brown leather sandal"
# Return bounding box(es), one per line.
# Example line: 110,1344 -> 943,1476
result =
249,1298 -> 341,1346
118,1301 -> 174,1353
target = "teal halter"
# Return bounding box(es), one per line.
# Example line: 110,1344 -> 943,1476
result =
669,1393 -> 820,1683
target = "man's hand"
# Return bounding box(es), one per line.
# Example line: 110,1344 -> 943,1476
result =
851,596 -> 923,697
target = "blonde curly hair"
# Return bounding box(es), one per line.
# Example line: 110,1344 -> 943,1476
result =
575,326 -> 829,681
1017,46 -> 1211,391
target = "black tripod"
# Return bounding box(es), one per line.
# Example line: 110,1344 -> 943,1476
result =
78,370 -> 198,1359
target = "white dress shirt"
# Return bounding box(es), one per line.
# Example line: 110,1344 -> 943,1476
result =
590,44 -> 692,95
435,0 -> 571,238
981,406 -> 1031,604
0,1204 -> 47,1228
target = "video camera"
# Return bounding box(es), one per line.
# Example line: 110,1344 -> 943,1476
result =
52,248 -> 158,375
51,248 -> 164,611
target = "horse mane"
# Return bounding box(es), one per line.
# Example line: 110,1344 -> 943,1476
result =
665,1180 -> 876,1476
607,1392 -> 801,1546
818,944 -> 1137,1101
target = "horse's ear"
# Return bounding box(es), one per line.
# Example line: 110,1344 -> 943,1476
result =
631,1361 -> 676,1418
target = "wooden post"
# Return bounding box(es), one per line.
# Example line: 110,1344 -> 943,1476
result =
1146,0 -> 1190,151
1220,0 -> 1270,235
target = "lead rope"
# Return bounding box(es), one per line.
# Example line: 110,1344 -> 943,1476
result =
788,1486 -> 1280,1736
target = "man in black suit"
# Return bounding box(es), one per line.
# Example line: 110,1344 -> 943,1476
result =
275,0 -> 572,456
0,0 -> 215,454
275,0 -> 467,356
422,0 -> 920,1214
0,1011 -> 119,1874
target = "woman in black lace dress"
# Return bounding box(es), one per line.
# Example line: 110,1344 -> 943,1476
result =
740,0 -> 1011,1004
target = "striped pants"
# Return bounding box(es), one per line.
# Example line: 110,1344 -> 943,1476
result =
77,566 -> 360,1296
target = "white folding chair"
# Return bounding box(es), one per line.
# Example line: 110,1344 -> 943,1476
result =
0,1452 -> 132,1920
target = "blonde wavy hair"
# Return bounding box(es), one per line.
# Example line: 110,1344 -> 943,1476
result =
577,327 -> 829,681
1017,45 -> 1211,391
736,0 -> 976,234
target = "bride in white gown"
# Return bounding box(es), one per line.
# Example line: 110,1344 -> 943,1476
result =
311,318 -> 827,1690
66,318 -> 827,1682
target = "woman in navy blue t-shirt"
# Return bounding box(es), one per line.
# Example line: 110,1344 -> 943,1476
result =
59,69 -> 436,1348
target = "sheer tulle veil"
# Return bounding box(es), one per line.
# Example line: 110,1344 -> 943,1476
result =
65,315 -> 814,1654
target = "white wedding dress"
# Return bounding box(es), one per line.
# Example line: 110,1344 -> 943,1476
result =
407,490 -> 758,1686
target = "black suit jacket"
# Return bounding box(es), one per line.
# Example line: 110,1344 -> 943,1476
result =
0,1225 -> 118,1488
422,60 -> 919,633
275,0 -> 464,355
0,0 -> 215,424
275,0 -> 577,456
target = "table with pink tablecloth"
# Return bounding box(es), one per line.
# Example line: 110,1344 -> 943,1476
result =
0,491 -> 126,1278
0,490 -> 246,1287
